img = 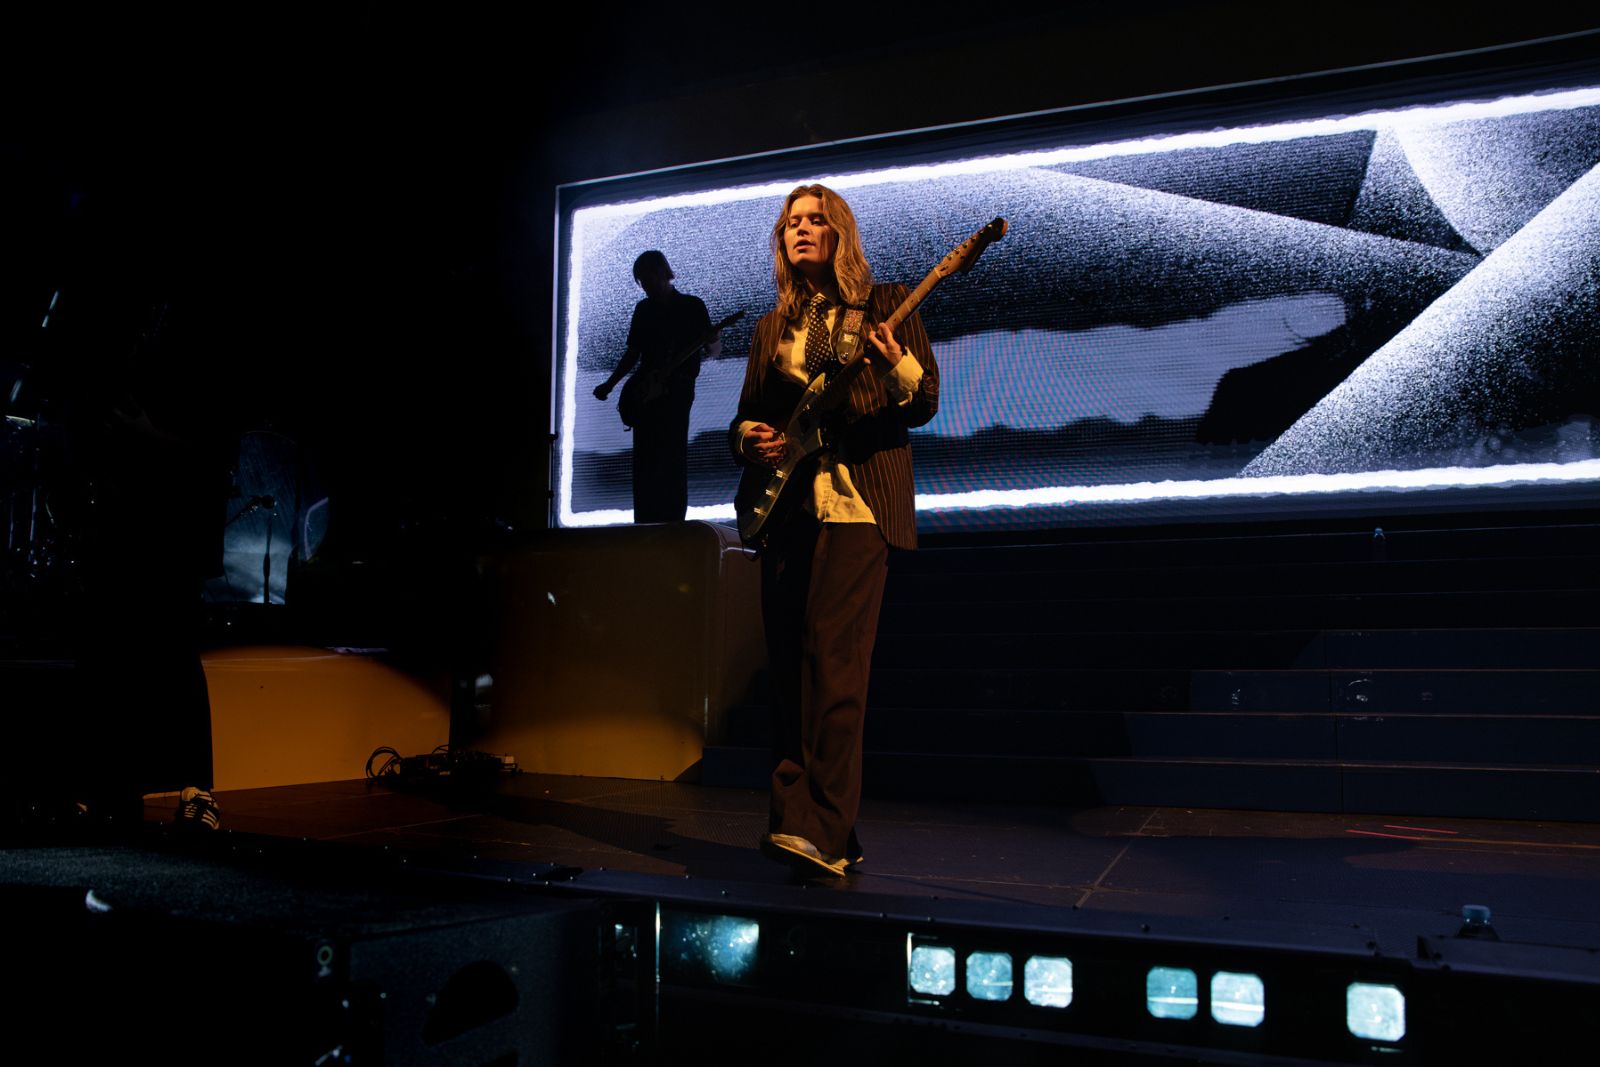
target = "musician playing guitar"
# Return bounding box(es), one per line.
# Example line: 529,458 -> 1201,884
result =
594,250 -> 722,522
731,184 -> 940,877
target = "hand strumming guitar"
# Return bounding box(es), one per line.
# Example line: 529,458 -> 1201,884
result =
740,422 -> 786,467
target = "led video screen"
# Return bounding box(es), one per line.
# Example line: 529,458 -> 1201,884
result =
555,75 -> 1600,534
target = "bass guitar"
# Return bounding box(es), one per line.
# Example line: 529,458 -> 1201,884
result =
618,310 -> 745,428
736,217 -> 1007,547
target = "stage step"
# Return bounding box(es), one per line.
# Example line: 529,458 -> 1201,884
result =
884,554 -> 1590,603
735,664 -> 1600,715
871,627 -> 1599,669
707,518 -> 1600,820
701,746 -> 1600,821
894,520 -> 1600,571
717,708 -> 1600,765
880,587 -> 1600,631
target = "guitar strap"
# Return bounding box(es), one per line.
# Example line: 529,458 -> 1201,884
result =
823,306 -> 868,381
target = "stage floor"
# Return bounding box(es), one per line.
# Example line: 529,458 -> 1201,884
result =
146,773 -> 1600,958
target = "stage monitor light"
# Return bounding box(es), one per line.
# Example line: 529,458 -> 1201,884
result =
965,951 -> 1013,1002
1210,971 -> 1265,1027
1023,955 -> 1074,1008
659,912 -> 760,985
613,922 -> 638,963
1347,982 -> 1406,1043
908,944 -> 957,997
1147,966 -> 1199,1020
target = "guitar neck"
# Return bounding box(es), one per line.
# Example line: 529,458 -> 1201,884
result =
661,327 -> 713,375
880,267 -> 944,336
659,313 -> 740,377
832,266 -> 942,383
814,217 -> 1003,401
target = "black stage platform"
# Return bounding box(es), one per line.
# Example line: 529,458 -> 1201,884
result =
7,774 -> 1594,1064
163,774 -> 1600,958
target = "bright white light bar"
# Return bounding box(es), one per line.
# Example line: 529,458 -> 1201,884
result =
560,458 -> 1600,527
915,459 -> 1600,513
562,502 -> 737,527
568,87 -> 1600,222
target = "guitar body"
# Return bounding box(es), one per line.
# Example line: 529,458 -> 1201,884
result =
735,448 -> 822,548
735,375 -> 823,546
616,309 -> 745,430
616,371 -> 660,429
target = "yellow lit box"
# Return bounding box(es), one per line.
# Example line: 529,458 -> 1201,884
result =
201,645 -> 451,791
467,521 -> 764,781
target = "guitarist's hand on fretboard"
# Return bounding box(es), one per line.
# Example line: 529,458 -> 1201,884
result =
863,322 -> 905,370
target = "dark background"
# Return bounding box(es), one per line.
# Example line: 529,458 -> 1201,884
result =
3,3 -> 1597,624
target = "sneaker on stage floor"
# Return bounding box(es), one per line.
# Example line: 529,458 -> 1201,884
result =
760,832 -> 848,877
173,787 -> 221,832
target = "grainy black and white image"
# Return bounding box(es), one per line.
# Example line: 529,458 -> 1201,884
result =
557,86 -> 1600,532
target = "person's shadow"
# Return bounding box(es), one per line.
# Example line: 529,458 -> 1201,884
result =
462,783 -> 796,885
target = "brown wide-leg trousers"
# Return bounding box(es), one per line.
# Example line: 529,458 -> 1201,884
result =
762,516 -> 889,859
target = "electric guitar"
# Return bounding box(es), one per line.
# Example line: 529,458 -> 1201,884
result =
736,217 -> 1007,547
618,310 -> 745,428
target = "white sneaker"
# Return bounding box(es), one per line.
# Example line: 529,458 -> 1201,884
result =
174,787 -> 221,831
760,832 -> 847,877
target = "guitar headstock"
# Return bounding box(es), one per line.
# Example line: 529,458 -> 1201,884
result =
934,217 -> 1008,278
718,310 -> 746,330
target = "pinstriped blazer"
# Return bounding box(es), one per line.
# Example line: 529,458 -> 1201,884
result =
731,283 -> 939,550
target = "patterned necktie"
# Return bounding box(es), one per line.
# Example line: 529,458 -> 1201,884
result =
802,292 -> 832,380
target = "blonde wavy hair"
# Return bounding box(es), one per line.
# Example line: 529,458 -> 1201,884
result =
771,184 -> 873,320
